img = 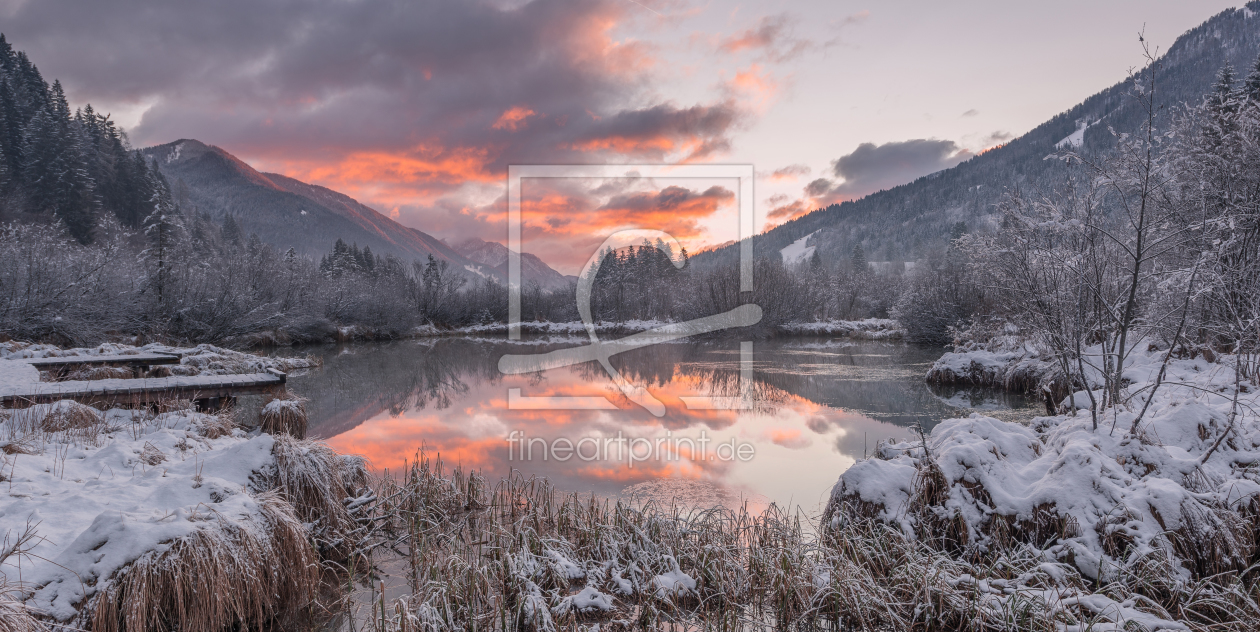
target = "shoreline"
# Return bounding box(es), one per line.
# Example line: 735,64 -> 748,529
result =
5,340 -> 1256,630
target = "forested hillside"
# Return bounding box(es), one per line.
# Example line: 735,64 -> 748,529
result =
141,139 -> 471,266
694,3 -> 1260,271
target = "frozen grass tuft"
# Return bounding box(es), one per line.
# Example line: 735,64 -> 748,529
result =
90,491 -> 320,632
260,391 -> 309,438
267,435 -> 372,560
0,398 -> 378,632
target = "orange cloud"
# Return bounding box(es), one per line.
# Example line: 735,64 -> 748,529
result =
491,106 -> 538,131
763,164 -> 810,183
728,64 -> 778,111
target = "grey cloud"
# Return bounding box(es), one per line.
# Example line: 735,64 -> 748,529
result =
1,0 -> 743,168
829,138 -> 971,197
961,109 -> 979,117
803,177 -> 835,198
985,130 -> 1014,144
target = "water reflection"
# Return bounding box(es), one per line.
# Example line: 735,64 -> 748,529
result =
286,337 -> 1037,512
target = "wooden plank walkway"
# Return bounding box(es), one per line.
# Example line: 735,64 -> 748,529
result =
15,353 -> 181,370
0,369 -> 286,408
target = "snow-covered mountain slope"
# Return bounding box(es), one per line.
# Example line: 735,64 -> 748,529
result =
695,3 -> 1260,271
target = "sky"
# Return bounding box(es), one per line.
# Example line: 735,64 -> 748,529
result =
0,0 -> 1246,273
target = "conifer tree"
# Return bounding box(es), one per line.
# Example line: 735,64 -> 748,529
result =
1243,55 -> 1260,104
22,81 -> 96,242
1205,64 -> 1240,149
221,213 -> 243,245
141,160 -> 184,308
850,243 -> 867,272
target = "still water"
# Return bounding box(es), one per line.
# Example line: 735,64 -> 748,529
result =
285,337 -> 1037,514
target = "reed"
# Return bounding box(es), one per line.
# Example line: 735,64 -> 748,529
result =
342,448 -> 1260,632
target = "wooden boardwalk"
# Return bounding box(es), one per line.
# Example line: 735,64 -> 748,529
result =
0,363 -> 286,409
13,352 -> 181,378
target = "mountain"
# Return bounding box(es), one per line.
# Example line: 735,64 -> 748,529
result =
143,139 -> 470,264
695,3 -> 1260,270
142,139 -> 569,288
452,237 -> 575,290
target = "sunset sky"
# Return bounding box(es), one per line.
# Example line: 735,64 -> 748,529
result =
0,0 -> 1241,272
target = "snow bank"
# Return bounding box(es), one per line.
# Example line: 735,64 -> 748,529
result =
413,318 -> 905,340
0,402 -> 367,627
830,347 -> 1260,595
926,324 -> 1058,397
412,319 -> 673,338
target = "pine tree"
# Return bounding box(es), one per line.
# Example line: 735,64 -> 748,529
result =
950,221 -> 967,241
21,81 -> 96,242
221,213 -> 243,245
141,161 -> 184,308
0,128 -> 8,192
1243,54 -> 1260,104
0,75 -> 18,187
850,243 -> 867,272
1205,64 -> 1240,150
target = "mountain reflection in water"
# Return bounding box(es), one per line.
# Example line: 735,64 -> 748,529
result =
282,338 -> 1037,513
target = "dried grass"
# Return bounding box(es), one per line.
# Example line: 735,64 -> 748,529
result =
259,392 -> 309,439
90,491 -> 320,632
0,405 -> 373,632
343,448 -> 1260,632
2,401 -> 113,447
61,366 -> 135,381
824,451 -> 1260,632
266,435 -> 370,559
0,583 -> 45,632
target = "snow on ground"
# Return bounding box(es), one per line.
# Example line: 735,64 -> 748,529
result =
0,404 -> 277,621
1055,119 -> 1092,149
779,231 -> 818,266
777,318 -> 905,339
831,345 -> 1260,595
412,319 -> 675,337
0,341 -> 317,378
926,325 -> 1056,394
463,263 -> 493,279
0,360 -> 39,391
414,317 -> 907,340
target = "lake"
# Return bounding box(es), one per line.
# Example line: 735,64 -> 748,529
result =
284,337 -> 1038,514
